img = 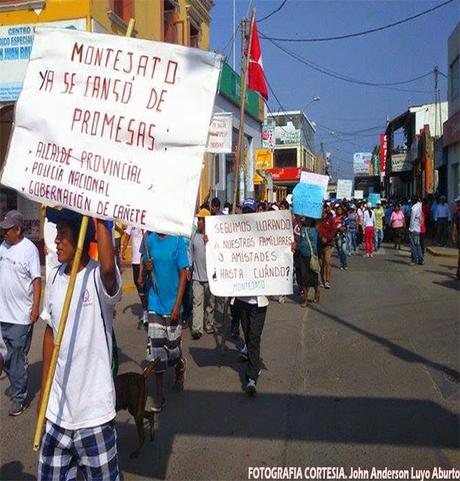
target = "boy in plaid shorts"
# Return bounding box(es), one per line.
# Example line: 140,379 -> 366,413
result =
38,209 -> 122,481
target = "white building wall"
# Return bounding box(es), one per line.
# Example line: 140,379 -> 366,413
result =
212,94 -> 262,203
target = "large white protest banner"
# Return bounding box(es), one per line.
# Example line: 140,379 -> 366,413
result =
206,210 -> 294,297
0,28 -> 222,236
206,112 -> 232,153
336,179 -> 353,199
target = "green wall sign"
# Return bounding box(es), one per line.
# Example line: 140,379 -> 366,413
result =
218,62 -> 263,121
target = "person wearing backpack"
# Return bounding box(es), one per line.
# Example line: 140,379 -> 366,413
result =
38,209 -> 122,481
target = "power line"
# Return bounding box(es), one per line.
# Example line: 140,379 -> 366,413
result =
260,0 -> 454,42
266,38 -> 433,93
258,0 -> 288,23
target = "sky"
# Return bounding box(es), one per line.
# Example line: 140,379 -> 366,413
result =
209,0 -> 459,179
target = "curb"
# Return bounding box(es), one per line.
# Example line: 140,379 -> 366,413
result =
426,246 -> 458,258
122,284 -> 137,293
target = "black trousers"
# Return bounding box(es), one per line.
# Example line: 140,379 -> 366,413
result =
437,217 -> 449,245
236,299 -> 267,383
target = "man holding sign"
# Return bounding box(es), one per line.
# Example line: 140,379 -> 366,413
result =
206,200 -> 294,396
231,199 -> 269,397
39,210 -> 121,481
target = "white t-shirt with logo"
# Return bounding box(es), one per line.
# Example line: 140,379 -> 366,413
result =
40,260 -> 122,430
0,237 -> 41,325
125,226 -> 144,265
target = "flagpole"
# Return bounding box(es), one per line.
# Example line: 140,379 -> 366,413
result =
232,8 -> 256,212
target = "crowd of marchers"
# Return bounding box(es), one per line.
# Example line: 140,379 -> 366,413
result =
0,192 -> 459,481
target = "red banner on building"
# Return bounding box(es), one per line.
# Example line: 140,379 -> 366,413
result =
270,167 -> 302,182
380,133 -> 387,174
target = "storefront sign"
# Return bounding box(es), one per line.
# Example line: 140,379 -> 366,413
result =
443,110 -> 460,147
353,152 -> 372,176
270,167 -> 301,182
1,28 -> 222,237
262,123 -> 275,149
275,121 -> 300,145
336,179 -> 353,200
205,210 -> 294,297
0,20 -> 86,101
379,133 -> 387,174
207,112 -> 232,153
292,182 -> 323,219
255,149 -> 273,170
391,153 -> 413,173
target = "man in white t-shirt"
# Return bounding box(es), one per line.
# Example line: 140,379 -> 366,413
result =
121,226 -> 147,325
38,209 -> 121,481
0,210 -> 41,416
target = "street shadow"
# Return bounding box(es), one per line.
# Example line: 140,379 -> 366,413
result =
0,461 -> 36,481
122,303 -> 143,319
309,305 -> 460,384
432,279 -> 460,292
385,259 -> 409,266
425,269 -> 457,278
116,390 -> 460,480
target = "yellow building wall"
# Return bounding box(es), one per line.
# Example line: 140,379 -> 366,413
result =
0,0 -> 89,26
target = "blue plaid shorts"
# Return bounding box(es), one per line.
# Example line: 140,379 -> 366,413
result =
38,420 -> 119,481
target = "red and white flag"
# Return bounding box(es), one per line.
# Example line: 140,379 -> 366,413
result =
248,20 -> 268,100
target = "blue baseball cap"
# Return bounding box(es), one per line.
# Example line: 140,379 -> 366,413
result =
242,198 -> 257,212
46,208 -> 96,241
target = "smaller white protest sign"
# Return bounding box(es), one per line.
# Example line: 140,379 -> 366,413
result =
354,190 -> 364,200
205,210 -> 294,297
300,171 -> 329,200
207,112 -> 232,153
336,179 -> 353,200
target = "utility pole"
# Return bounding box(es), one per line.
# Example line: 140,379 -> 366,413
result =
431,66 -> 442,194
232,9 -> 255,211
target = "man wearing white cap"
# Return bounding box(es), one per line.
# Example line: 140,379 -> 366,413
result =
0,210 -> 41,416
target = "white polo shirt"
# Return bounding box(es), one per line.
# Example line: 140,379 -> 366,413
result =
41,260 -> 121,430
0,237 -> 41,325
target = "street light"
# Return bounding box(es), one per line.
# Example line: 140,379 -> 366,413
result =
303,96 -> 320,112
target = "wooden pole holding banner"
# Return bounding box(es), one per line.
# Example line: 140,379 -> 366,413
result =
32,215 -> 89,450
222,9 -> 255,355
32,18 -> 136,452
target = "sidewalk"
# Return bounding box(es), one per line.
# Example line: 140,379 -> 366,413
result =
426,245 -> 458,258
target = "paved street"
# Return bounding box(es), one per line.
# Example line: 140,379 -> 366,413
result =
1,244 -> 459,481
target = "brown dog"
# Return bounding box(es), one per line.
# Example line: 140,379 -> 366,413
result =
115,359 -> 159,458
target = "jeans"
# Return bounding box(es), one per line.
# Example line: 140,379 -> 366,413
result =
374,228 -> 384,250
335,236 -> 347,268
192,281 -> 214,334
409,231 -> 424,264
346,230 -> 357,254
0,322 -> 33,403
236,299 -> 267,382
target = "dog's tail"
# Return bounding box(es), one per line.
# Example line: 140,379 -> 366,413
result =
142,358 -> 160,379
